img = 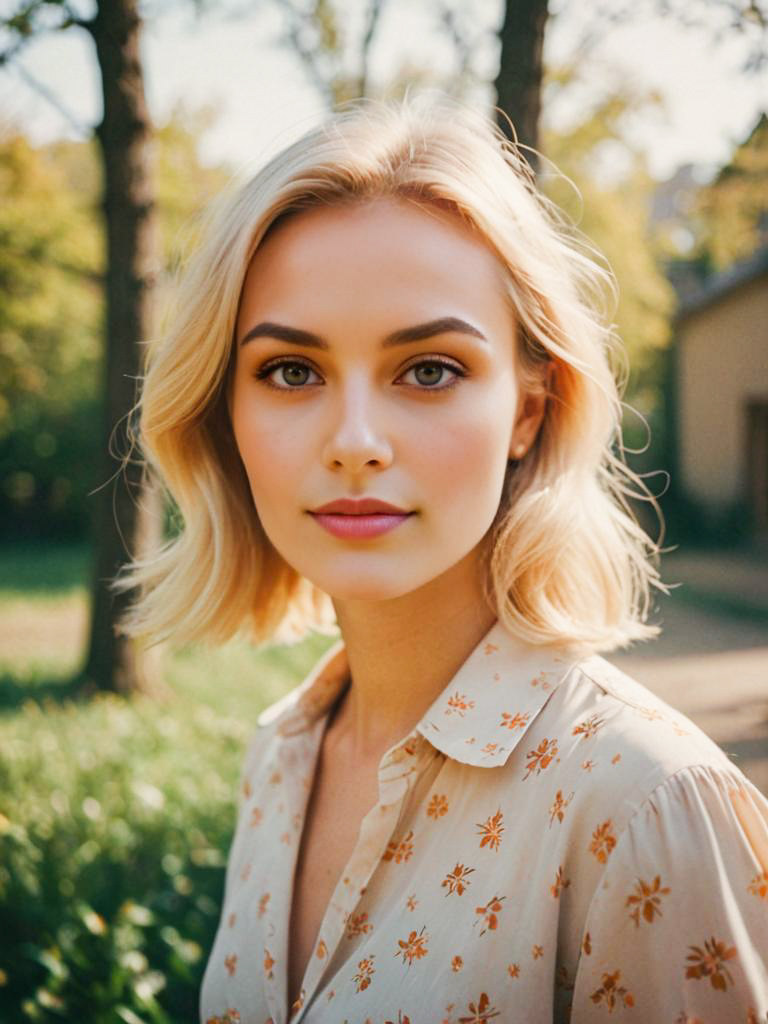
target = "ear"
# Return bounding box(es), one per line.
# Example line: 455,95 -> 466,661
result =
509,363 -> 553,460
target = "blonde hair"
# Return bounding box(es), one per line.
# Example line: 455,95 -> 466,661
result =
114,90 -> 670,656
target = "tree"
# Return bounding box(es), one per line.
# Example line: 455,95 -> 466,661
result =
2,0 -> 158,696
695,112 -> 768,272
493,0 -> 548,155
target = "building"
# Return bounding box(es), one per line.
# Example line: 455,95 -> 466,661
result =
670,246 -> 768,543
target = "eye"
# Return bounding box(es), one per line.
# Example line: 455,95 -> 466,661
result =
398,358 -> 466,390
255,358 -> 322,389
253,355 -> 467,392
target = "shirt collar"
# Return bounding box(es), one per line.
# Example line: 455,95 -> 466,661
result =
257,619 -> 580,768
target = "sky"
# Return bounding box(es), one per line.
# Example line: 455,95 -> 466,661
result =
0,0 -> 766,183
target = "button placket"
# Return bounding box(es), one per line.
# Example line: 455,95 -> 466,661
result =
292,752 -> 418,1021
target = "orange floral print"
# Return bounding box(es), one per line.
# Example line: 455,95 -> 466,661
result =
549,789 -> 573,826
507,963 -> 520,978
685,936 -> 738,990
626,875 -> 670,926
474,894 -> 506,935
500,711 -> 531,731
205,1010 -> 241,1024
427,794 -> 449,819
481,741 -> 499,755
446,692 -> 476,716
636,706 -> 663,721
582,759 -> 596,772
227,912 -> 236,928
346,912 -> 373,938
395,927 -> 429,967
458,993 -> 500,1022
748,871 -> 768,900
384,829 -> 415,863
316,939 -> 327,958
442,863 -> 475,895
352,955 -> 375,992
611,753 -> 622,765
530,670 -> 553,691
589,820 -> 617,863
384,1015 -> 411,1024
674,1015 -> 703,1024
452,955 -> 463,972
582,932 -> 592,955
406,894 -> 418,911
249,806 -> 262,826
224,953 -> 237,976
242,778 -> 252,800
258,892 -> 270,918
263,949 -> 275,980
483,642 -> 499,655
550,865 -> 570,899
523,738 -> 559,780
532,944 -> 544,959
572,715 -> 605,740
589,970 -> 635,1010
240,862 -> 251,882
477,809 -> 504,851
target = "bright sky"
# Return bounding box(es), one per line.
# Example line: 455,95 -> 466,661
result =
0,0 -> 765,182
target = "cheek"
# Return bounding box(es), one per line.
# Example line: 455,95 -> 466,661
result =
231,403 -> 297,503
416,405 -> 512,498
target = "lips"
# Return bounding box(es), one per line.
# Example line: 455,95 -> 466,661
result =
308,498 -> 414,539
310,497 -> 411,516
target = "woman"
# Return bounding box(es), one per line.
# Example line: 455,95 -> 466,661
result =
115,93 -> 768,1022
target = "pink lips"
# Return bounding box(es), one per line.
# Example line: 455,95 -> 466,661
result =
309,497 -> 414,539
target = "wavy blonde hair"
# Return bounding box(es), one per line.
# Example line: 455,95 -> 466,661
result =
114,90 -> 670,656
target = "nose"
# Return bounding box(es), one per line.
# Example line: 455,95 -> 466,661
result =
320,377 -> 394,473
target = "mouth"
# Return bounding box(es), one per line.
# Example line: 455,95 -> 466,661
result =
308,510 -> 414,540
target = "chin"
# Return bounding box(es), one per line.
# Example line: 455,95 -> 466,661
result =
308,571 -> 426,604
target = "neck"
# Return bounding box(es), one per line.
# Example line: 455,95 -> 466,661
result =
328,544 -> 497,763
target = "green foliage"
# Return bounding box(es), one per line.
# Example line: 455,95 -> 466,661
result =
0,542 -> 335,1022
541,72 -> 677,466
694,113 -> 768,272
0,107 -> 232,541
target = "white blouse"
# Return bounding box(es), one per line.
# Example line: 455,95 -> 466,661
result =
199,618 -> 768,1023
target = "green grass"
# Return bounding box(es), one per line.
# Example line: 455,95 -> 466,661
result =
0,541 -> 338,1023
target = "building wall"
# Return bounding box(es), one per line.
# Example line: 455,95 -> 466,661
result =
677,273 -> 768,510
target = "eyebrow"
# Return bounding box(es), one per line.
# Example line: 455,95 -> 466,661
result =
238,316 -> 488,350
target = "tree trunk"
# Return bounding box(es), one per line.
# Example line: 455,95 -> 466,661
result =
81,0 -> 163,697
493,0 -> 549,168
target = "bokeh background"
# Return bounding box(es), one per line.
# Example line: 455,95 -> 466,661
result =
1,0 -> 766,1020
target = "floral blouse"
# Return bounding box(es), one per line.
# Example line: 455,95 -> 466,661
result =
199,619 -> 768,1023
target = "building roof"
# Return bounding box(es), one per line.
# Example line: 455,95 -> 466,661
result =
674,245 -> 768,324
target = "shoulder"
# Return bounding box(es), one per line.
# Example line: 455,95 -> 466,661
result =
556,652 -> 734,777
518,652 -> 742,841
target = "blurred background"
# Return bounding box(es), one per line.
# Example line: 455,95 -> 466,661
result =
0,0 -> 766,1020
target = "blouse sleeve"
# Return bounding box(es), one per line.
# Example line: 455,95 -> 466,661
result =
570,763 -> 768,1022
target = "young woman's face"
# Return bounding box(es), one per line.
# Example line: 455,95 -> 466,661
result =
231,196 -> 544,602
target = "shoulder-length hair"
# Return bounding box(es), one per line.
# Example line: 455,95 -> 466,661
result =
113,90 -> 670,657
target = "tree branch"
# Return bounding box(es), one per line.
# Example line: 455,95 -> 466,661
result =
11,59 -> 93,137
358,0 -> 385,97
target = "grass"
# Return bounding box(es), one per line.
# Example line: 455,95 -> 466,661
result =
0,540 -> 338,1023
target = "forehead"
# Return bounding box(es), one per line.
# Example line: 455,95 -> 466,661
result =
238,197 -> 510,320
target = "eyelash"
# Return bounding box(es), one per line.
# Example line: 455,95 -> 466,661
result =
253,356 -> 467,393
